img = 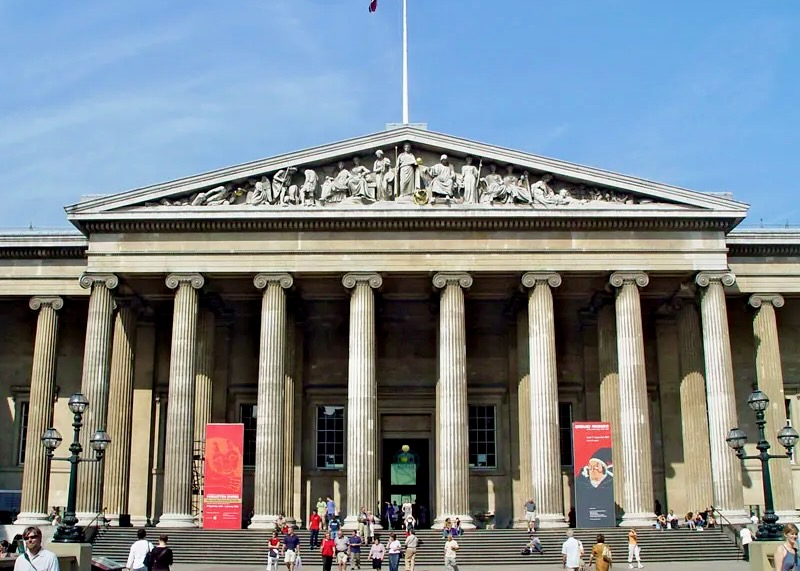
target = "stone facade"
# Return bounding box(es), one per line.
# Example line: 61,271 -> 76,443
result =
1,127 -> 800,529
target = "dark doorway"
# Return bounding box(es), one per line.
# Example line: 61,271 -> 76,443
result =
382,438 -> 430,529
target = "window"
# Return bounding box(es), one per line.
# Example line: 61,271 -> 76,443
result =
239,404 -> 257,467
316,406 -> 344,469
17,401 -> 29,466
468,405 -> 496,468
558,402 -> 573,466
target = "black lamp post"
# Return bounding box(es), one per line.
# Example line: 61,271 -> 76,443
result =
41,393 -> 111,543
726,389 -> 799,541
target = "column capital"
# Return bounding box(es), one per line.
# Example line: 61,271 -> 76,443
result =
253,273 -> 293,290
609,271 -> 649,289
521,272 -> 561,289
749,293 -> 785,309
166,273 -> 205,290
342,272 -> 383,290
28,296 -> 63,311
79,272 -> 119,290
432,272 -> 472,290
695,271 -> 735,288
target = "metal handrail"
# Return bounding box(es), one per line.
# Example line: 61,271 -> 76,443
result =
82,508 -> 110,543
711,508 -> 743,554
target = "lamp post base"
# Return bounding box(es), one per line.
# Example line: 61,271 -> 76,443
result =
51,524 -> 85,543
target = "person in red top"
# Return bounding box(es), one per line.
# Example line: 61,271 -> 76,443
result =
267,531 -> 283,571
320,531 -> 336,571
309,511 -> 323,549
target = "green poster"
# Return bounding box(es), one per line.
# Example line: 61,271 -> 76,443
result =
390,462 -> 417,485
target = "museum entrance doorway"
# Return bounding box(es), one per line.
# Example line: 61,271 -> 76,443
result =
381,438 -> 431,528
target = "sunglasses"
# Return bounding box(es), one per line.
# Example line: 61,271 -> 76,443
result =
24,536 -> 39,541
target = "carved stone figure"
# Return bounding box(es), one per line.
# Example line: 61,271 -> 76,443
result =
460,156 -> 480,204
348,157 -> 374,200
192,185 -> 233,206
322,162 -> 350,204
299,169 -> 319,206
426,155 -> 457,199
247,176 -> 271,206
503,166 -> 533,204
373,150 -> 394,201
396,143 -> 418,197
272,167 -> 298,205
479,165 -> 508,204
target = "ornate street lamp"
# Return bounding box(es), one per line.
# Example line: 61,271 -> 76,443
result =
726,389 -> 799,541
41,393 -> 111,543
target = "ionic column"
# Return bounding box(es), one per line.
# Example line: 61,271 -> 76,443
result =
342,273 -> 382,529
675,298 -> 714,510
283,312 -> 297,520
609,272 -> 654,525
76,273 -> 118,523
749,294 -> 797,518
521,272 -> 566,527
597,301 -> 625,516
695,271 -> 746,520
514,308 -> 532,528
250,273 -> 292,528
15,296 -> 63,525
432,272 -> 474,529
158,273 -> 204,528
193,308 -> 216,445
104,300 -> 138,526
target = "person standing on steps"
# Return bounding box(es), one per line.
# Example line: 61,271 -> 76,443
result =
386,533 -> 402,571
403,528 -> 419,571
369,536 -> 385,570
125,528 -> 153,571
739,525 -> 753,562
524,498 -> 537,532
309,510 -> 322,549
627,528 -> 643,569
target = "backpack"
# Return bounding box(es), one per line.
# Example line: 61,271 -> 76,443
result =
602,544 -> 613,564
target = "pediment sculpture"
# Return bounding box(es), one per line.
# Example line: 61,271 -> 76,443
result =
143,143 -> 652,208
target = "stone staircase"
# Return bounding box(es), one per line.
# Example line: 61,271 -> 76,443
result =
91,526 -> 742,567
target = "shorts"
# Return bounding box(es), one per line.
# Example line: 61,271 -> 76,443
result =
337,552 -> 348,564
285,550 -> 298,563
525,512 -> 536,521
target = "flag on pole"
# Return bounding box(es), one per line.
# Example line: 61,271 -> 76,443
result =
369,0 -> 378,12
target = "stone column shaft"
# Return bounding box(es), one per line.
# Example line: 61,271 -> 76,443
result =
597,302 -> 624,515
609,272 -> 654,525
193,309 -> 216,444
676,300 -> 713,510
343,273 -> 382,528
104,303 -> 138,525
522,272 -> 566,527
158,273 -> 204,528
695,272 -> 746,519
16,297 -> 63,525
250,273 -> 292,528
433,272 -> 474,528
750,294 -> 796,515
515,308 -> 533,527
283,314 -> 297,520
76,273 -> 118,522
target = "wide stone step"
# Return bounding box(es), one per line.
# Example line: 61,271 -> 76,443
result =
91,527 -> 742,566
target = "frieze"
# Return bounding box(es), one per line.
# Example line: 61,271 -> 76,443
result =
142,143 -> 654,210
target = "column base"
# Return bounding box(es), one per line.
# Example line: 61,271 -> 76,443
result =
432,515 -> 475,530
776,510 -> 800,523
715,509 -> 750,525
619,512 -> 656,527
75,512 -> 105,527
535,513 -> 569,528
156,513 -> 197,528
13,512 -> 50,526
248,514 -> 279,529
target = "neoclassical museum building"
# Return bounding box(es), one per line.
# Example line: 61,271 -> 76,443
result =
1,127 -> 799,530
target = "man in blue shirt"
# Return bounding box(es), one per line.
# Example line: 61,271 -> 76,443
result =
348,530 -> 363,570
283,527 -> 301,571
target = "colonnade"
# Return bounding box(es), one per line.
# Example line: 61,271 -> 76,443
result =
13,269 -> 794,526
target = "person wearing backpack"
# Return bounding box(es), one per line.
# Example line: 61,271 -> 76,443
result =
588,533 -> 612,571
146,534 -> 174,570
126,528 -> 154,571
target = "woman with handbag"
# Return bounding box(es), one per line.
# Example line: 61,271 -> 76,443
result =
587,533 -> 612,571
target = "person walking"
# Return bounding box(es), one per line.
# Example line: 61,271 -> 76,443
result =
283,526 -> 301,571
317,498 -> 329,530
774,522 -> 799,571
349,530 -> 364,571
561,529 -> 582,571
403,529 -> 419,571
739,526 -> 753,562
320,531 -> 336,571
148,534 -> 174,571
523,499 -> 537,532
125,528 -> 153,571
309,511 -> 322,549
267,531 -> 283,571
588,533 -> 612,571
386,533 -> 402,571
369,536 -> 386,570
627,528 -> 643,568
443,532 -> 459,571
14,526 -> 59,571
335,530 -> 350,571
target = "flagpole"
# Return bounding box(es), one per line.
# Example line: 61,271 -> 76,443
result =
402,0 -> 409,124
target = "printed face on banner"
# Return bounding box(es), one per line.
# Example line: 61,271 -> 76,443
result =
204,424 -> 244,529
572,422 -> 615,528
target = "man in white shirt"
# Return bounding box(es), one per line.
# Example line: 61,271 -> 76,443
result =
14,526 -> 59,571
739,526 -> 754,562
561,529 -> 582,571
443,533 -> 459,571
126,528 -> 154,571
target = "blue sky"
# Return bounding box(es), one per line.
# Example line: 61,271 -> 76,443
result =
0,0 -> 798,229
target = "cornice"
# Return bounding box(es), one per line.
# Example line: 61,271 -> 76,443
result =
726,229 -> 800,257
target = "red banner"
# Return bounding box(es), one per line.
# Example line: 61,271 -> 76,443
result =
203,423 -> 244,529
572,421 -> 615,527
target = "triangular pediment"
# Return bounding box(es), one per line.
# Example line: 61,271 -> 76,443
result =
65,127 -> 748,227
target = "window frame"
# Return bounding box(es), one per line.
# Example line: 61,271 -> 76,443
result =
468,404 -> 498,470
315,405 -> 345,470
238,403 -> 258,468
